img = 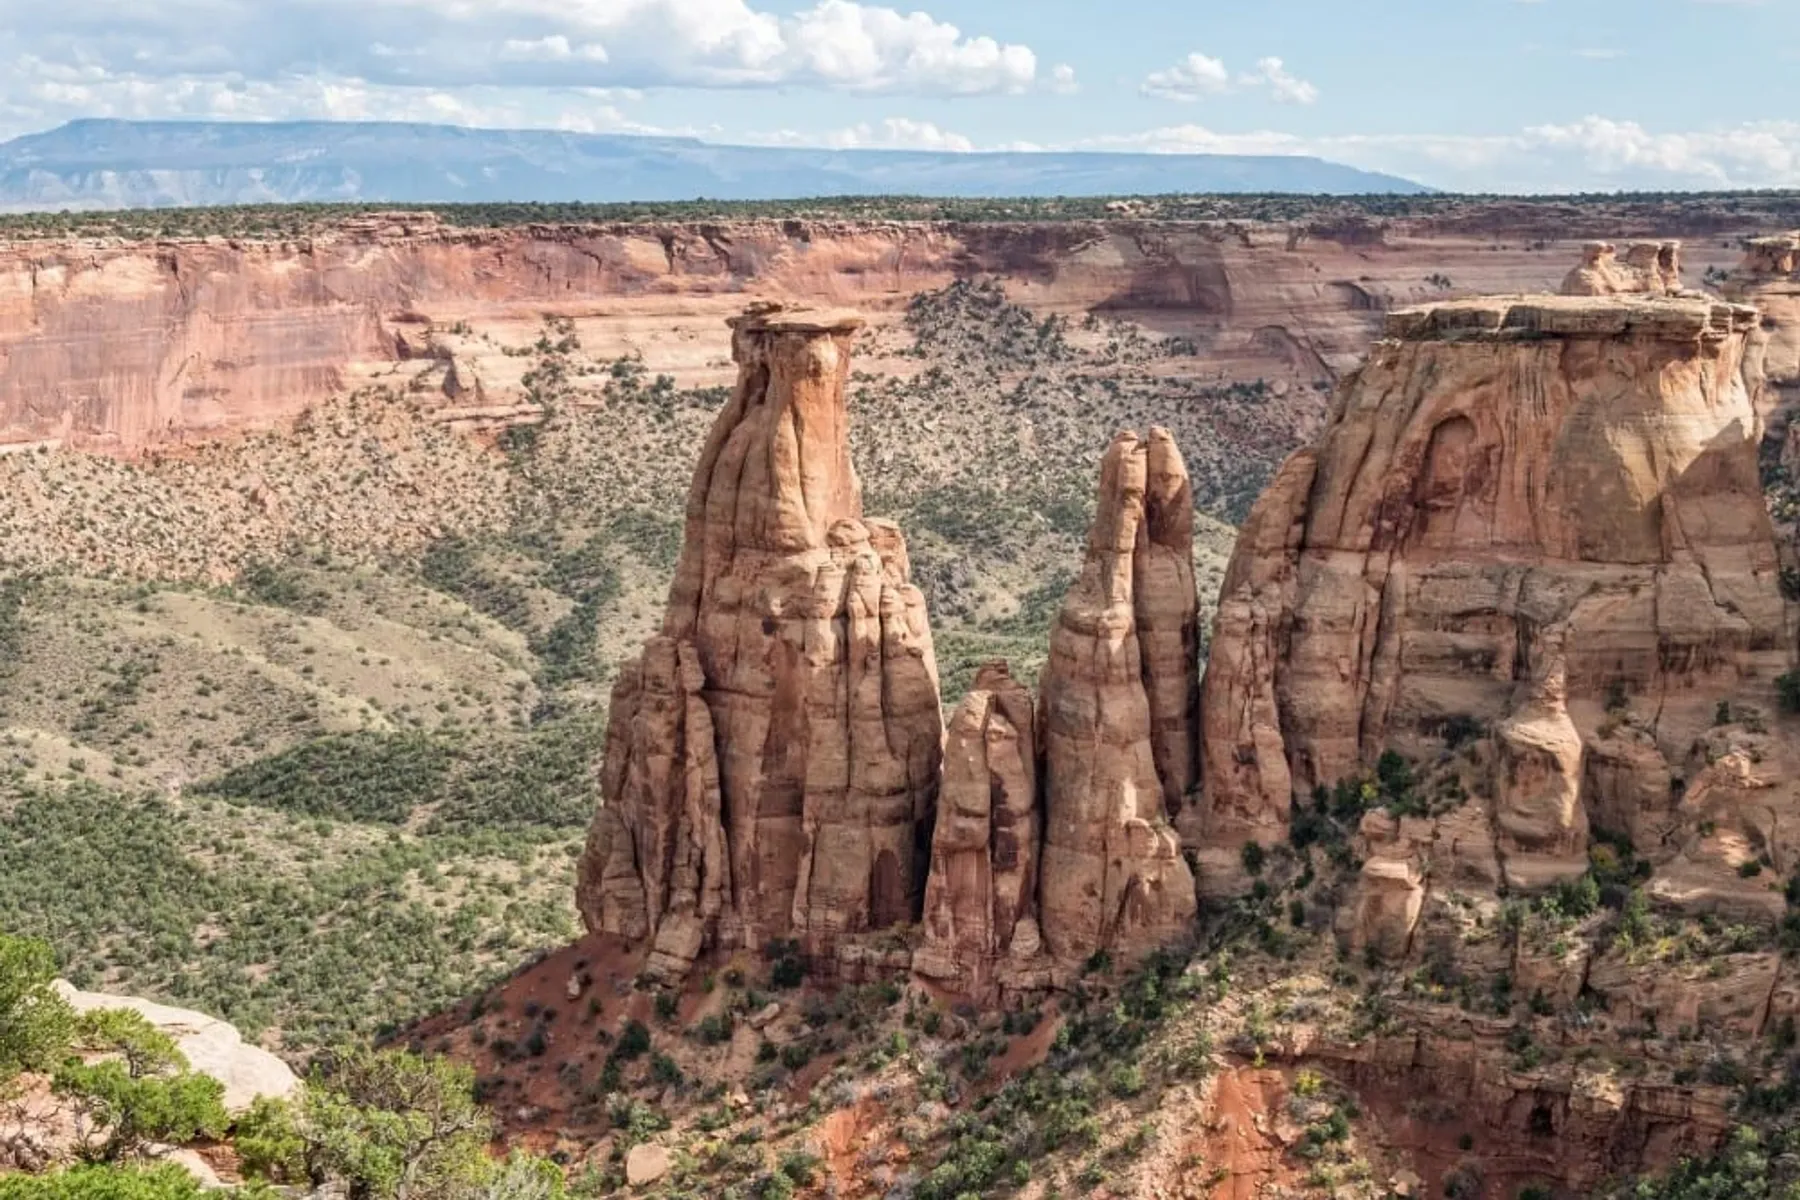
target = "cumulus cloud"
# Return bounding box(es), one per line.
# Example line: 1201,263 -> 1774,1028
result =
1240,57 -> 1318,105
1141,51 -> 1318,105
0,56 -> 673,137
0,0 -> 1047,109
1140,53 -> 1230,102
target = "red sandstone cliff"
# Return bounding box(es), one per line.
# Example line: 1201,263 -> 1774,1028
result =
1196,259 -> 1792,916
0,213 -> 1755,455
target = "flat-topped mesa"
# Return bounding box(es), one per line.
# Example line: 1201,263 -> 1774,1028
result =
1039,429 -> 1199,969
1197,275 -> 1786,901
1742,233 -> 1800,280
1562,240 -> 1685,297
578,303 -> 945,981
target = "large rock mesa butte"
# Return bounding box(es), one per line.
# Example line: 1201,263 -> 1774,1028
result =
1197,257 -> 1788,917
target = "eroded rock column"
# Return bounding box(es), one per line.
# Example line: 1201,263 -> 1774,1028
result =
914,663 -> 1046,994
578,304 -> 944,979
1039,429 -> 1199,968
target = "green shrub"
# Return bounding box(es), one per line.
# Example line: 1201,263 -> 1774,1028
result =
193,733 -> 452,823
53,1011 -> 228,1163
0,933 -> 74,1081
0,1164 -> 211,1199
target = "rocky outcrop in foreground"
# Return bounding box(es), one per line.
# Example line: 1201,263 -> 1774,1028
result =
52,982 -> 297,1112
579,305 -> 943,980
1198,269 -> 1792,926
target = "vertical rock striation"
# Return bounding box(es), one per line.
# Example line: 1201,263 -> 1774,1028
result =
914,663 -> 1046,993
1198,283 -> 1784,901
578,304 -> 944,979
1039,429 -> 1199,968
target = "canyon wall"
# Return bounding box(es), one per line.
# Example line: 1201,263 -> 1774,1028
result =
0,212 -> 1756,454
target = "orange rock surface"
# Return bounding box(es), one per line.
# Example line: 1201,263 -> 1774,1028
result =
579,304 -> 943,978
1198,285 -> 1786,901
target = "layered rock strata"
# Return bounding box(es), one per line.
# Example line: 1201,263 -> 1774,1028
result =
1039,429 -> 1199,966
579,304 -> 944,979
1198,286 -> 1786,903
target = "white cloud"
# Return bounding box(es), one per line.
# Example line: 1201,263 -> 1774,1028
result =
0,57 -> 675,137
1141,53 -> 1230,102
0,0 -> 1049,111
745,116 -> 975,152
1141,51 -> 1317,105
1067,116 -> 1800,192
1240,57 -> 1317,105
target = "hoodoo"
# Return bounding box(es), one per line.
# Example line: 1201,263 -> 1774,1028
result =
1197,262 -> 1787,909
1038,429 -> 1199,968
913,663 -> 1047,995
578,303 -> 944,980
1729,232 -> 1800,414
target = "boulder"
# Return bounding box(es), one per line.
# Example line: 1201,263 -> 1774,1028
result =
625,1143 -> 672,1186
51,982 -> 298,1113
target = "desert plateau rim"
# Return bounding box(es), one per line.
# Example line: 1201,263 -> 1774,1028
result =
7,198 -> 1800,1200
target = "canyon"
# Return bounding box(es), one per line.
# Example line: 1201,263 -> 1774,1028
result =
556,234 -> 1800,1196
11,204 -> 1800,1198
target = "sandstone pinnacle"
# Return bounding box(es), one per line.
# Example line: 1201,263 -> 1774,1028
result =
1038,429 -> 1199,968
579,304 -> 943,979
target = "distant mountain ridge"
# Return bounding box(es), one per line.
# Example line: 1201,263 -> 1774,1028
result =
0,119 -> 1430,211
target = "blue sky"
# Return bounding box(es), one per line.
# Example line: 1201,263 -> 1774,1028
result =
3,0 -> 1797,191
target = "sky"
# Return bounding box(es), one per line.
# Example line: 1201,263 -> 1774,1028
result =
1,0 -> 1797,192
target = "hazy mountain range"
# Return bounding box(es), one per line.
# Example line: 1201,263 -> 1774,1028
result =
0,119 -> 1430,211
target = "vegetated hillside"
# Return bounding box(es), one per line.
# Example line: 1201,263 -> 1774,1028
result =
0,119 -> 1431,213
0,191 -> 1797,242
0,281 -> 1243,1054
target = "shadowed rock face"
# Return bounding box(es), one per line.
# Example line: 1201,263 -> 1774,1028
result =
1728,233 -> 1800,414
1198,288 -> 1785,899
914,663 -> 1044,994
578,305 -> 944,978
1039,429 -> 1199,967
